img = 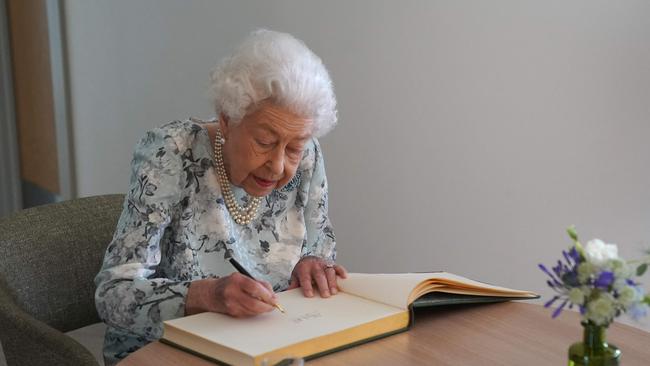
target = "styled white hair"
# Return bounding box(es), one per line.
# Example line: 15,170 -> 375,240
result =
210,29 -> 337,137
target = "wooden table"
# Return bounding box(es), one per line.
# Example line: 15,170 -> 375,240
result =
119,302 -> 650,365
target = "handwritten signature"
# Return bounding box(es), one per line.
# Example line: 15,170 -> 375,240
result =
291,311 -> 322,324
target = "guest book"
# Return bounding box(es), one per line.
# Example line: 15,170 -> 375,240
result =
161,272 -> 538,366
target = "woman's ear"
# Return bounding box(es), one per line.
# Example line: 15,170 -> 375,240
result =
219,113 -> 230,138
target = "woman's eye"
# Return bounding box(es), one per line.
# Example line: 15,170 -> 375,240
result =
256,139 -> 274,148
287,146 -> 303,157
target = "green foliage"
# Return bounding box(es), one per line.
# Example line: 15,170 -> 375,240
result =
567,225 -> 579,242
638,263 -> 648,277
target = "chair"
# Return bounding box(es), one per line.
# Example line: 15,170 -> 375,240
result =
0,194 -> 124,366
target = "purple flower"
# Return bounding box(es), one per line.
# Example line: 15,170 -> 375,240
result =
628,303 -> 649,321
626,278 -> 640,286
544,296 -> 559,308
541,227 -> 648,324
552,299 -> 569,318
563,251 -> 573,265
539,264 -> 563,288
562,270 -> 580,287
594,271 -> 615,289
568,247 -> 581,263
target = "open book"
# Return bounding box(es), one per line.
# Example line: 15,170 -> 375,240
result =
162,272 -> 538,366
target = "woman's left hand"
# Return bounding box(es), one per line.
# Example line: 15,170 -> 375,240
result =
288,256 -> 348,298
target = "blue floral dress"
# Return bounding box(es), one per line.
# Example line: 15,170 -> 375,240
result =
94,119 -> 337,365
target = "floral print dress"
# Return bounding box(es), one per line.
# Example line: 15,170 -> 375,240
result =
94,119 -> 336,365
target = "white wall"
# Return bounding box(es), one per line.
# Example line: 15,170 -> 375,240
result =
64,0 -> 650,328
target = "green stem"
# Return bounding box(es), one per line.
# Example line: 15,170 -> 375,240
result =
626,258 -> 650,264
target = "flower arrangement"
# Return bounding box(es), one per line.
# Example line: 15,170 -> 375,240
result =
539,226 -> 650,325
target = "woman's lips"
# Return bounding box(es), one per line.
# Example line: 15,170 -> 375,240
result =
254,176 -> 276,188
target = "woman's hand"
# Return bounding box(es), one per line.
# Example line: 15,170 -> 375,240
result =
185,273 -> 277,317
288,256 -> 348,298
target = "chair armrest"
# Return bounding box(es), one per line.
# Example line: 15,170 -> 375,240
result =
0,287 -> 99,366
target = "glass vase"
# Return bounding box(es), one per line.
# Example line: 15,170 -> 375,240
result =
568,321 -> 621,366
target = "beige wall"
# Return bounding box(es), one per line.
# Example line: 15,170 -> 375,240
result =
64,0 -> 650,330
8,0 -> 60,194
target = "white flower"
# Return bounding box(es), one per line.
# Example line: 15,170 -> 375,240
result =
577,262 -> 597,283
584,239 -> 619,266
618,286 -> 638,307
609,259 -> 632,279
569,288 -> 586,305
586,293 -> 616,325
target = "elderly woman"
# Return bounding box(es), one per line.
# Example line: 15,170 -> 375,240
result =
94,29 -> 347,365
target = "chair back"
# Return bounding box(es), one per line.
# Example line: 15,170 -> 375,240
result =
0,194 -> 124,332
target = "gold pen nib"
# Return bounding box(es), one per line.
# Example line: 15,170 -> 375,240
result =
274,303 -> 286,313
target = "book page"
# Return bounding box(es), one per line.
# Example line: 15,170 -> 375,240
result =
337,273 -> 436,309
338,272 -> 537,309
164,288 -> 404,357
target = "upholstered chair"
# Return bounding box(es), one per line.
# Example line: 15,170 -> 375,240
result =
0,195 -> 124,366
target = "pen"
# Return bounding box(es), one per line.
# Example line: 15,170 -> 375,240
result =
229,257 -> 286,313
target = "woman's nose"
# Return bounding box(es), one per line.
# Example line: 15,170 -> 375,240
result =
267,148 -> 284,175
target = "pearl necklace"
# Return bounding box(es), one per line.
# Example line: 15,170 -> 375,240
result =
213,128 -> 262,225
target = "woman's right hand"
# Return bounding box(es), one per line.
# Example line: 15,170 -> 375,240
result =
185,273 -> 277,317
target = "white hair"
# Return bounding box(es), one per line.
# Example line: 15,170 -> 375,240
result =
210,29 -> 337,137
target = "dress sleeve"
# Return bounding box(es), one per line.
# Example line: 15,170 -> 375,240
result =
302,138 -> 337,262
94,126 -> 191,341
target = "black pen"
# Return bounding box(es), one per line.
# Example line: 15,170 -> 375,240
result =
229,257 -> 286,313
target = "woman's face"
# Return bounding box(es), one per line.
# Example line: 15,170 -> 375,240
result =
220,101 -> 313,197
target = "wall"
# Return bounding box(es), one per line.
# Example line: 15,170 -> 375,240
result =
64,0 -> 650,328
0,0 -> 22,217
